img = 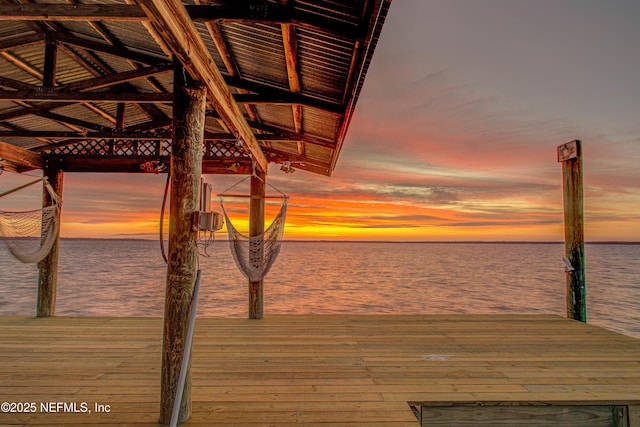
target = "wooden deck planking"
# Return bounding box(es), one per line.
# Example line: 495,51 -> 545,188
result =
0,314 -> 639,426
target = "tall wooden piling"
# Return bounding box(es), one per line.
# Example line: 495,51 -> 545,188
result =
159,63 -> 205,425
558,140 -> 586,322
249,168 -> 266,319
36,165 -> 63,317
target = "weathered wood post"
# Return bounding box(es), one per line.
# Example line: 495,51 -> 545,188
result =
558,140 -> 586,322
36,163 -> 63,317
249,167 -> 266,319
159,62 -> 205,425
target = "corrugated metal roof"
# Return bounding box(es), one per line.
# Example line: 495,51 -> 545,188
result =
0,0 -> 391,176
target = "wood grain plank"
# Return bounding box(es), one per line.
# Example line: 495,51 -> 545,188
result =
1,314 -> 639,426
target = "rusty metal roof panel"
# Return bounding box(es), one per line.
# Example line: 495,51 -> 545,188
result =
0,0 -> 392,176
302,107 -> 341,141
267,140 -> 299,155
295,0 -> 365,25
0,22 -> 34,39
222,22 -> 289,89
254,104 -> 293,131
304,141 -> 334,162
194,22 -> 227,74
55,104 -> 117,128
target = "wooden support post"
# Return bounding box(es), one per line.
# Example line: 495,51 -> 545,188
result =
248,167 -> 266,319
159,62 -> 205,425
558,140 -> 586,322
36,164 -> 63,317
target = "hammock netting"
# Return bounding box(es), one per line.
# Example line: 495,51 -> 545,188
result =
0,179 -> 61,263
221,200 -> 287,282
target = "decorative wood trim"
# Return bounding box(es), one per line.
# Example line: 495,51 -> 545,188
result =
0,4 -> 364,40
0,4 -> 149,21
559,139 -> 586,322
42,33 -> 58,88
36,167 -> 63,318
0,130 -> 171,140
56,33 -> 168,65
58,63 -> 172,92
0,33 -> 44,52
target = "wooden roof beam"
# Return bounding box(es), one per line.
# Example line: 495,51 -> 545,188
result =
0,51 -> 43,82
0,76 -> 36,92
0,139 -> 44,170
0,3 -> 363,41
76,13 -> 170,95
206,110 -> 336,149
0,88 -> 335,112
56,33 -> 168,65
29,110 -> 112,132
83,102 -> 117,125
136,0 -> 268,173
59,63 -> 172,92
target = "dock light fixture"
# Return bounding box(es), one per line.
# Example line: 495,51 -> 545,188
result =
280,162 -> 295,174
140,160 -> 167,173
226,162 -> 245,173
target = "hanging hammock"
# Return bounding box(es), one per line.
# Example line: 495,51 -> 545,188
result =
219,177 -> 288,282
0,177 -> 62,263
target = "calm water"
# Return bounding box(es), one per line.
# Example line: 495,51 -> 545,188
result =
1,240 -> 639,338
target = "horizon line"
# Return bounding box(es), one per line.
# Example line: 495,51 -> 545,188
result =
55,237 -> 640,245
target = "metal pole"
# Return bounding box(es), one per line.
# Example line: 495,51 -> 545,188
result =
558,140 -> 586,322
170,269 -> 201,427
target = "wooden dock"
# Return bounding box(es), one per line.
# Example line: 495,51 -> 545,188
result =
1,314 -> 639,426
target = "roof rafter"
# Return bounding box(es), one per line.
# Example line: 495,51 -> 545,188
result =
225,76 -> 343,114
1,3 -> 363,40
59,63 -> 173,92
0,90 -> 173,103
0,33 -> 43,52
205,110 -> 336,149
281,20 -> 304,155
135,0 -> 268,172
56,33 -> 168,65
0,4 -> 148,21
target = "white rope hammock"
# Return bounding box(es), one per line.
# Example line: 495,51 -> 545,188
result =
219,177 -> 288,282
0,177 -> 61,263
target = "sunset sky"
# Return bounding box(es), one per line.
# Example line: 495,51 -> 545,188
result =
1,0 -> 639,241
